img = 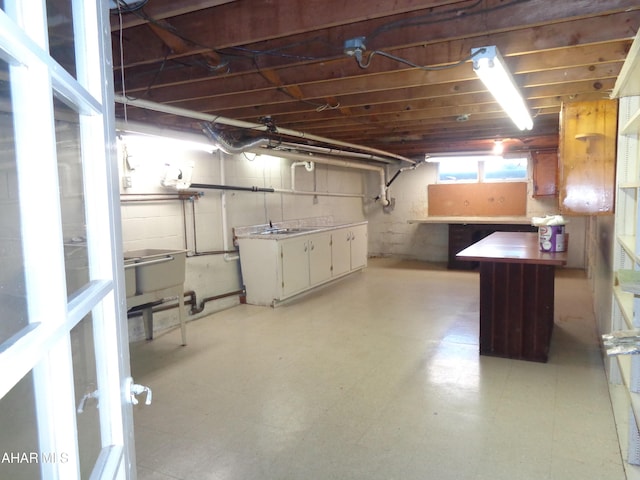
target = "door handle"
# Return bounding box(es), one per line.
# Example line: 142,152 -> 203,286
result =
77,389 -> 99,413
125,377 -> 153,406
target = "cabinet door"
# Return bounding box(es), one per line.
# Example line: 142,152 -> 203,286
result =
280,237 -> 309,297
350,225 -> 368,270
559,99 -> 617,214
309,232 -> 332,285
332,228 -> 351,277
531,150 -> 558,197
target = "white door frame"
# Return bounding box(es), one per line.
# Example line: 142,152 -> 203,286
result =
0,1 -> 135,478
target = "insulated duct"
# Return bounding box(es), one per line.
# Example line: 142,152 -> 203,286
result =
201,122 -> 270,154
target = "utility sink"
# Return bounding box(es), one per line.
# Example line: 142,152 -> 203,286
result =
123,248 -> 187,297
123,248 -> 188,345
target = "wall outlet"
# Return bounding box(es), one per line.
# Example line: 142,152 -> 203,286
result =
123,176 -> 132,189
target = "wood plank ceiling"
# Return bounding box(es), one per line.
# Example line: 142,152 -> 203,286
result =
109,0 -> 640,162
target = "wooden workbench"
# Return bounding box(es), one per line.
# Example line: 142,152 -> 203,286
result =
456,232 -> 568,362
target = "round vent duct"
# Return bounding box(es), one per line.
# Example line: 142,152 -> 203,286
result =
109,0 -> 148,13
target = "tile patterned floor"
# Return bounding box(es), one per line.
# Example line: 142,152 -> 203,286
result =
131,258 -> 624,480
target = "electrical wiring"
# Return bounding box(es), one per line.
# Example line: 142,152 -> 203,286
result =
114,0 -> 532,119
356,46 -> 486,71
227,35 -> 338,62
367,0 -> 531,41
120,5 -> 334,64
347,0 -> 531,72
368,0 -> 484,41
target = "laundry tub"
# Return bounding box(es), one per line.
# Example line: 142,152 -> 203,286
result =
124,249 -> 187,295
123,249 -> 188,345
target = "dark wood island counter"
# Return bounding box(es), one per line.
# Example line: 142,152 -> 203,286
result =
456,232 -> 568,362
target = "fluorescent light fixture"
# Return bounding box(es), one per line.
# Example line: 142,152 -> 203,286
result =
426,155 -> 502,163
122,133 -> 218,154
472,46 -> 533,131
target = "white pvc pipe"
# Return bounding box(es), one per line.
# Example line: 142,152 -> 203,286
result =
115,95 -> 415,165
290,161 -> 314,191
218,150 -> 239,262
265,150 -> 390,206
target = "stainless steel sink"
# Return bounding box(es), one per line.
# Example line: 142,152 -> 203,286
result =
259,227 -> 315,235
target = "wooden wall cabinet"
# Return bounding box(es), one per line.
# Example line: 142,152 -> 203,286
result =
558,99 -> 618,215
531,149 -> 557,197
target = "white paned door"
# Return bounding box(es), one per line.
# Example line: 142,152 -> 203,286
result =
0,1 -> 138,479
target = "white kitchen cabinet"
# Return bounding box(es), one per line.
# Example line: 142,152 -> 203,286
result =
350,224 -> 368,270
237,223 -> 367,306
309,232 -> 333,285
280,232 -> 332,297
280,236 -> 311,298
332,224 -> 368,276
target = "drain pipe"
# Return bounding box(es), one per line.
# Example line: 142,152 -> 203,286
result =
219,150 -> 240,262
291,161 -> 314,191
267,150 -> 390,206
374,161 -> 426,202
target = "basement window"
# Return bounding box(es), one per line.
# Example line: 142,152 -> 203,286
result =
435,155 -> 528,183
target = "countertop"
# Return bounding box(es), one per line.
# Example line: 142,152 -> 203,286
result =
234,220 -> 368,240
456,232 -> 568,265
408,216 -> 533,225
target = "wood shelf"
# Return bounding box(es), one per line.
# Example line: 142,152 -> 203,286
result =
619,270 -> 640,295
622,109 -> 640,136
616,355 -> 640,433
613,285 -> 635,330
619,235 -> 640,263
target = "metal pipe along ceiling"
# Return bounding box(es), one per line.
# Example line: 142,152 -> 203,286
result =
115,95 -> 415,165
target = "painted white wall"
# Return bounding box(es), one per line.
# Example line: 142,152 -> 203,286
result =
365,160 -> 587,268
118,131 -> 588,340
118,134 -> 367,340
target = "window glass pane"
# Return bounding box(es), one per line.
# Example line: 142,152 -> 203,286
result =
484,156 -> 528,181
72,314 -> 101,478
47,0 -> 76,78
54,96 -> 89,296
438,157 -> 478,182
0,57 -> 29,345
0,371 -> 41,480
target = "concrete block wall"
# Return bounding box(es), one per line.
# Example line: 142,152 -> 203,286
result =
118,135 -> 367,341
365,160 -> 587,268
119,130 -> 588,340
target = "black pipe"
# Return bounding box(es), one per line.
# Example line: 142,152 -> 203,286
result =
190,183 -> 275,193
191,289 -> 246,314
385,169 -> 403,188
187,250 -> 238,257
126,288 -> 245,318
374,168 -> 407,202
